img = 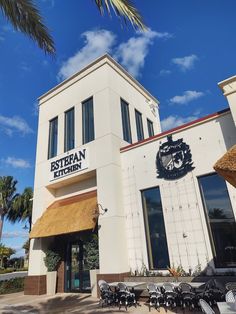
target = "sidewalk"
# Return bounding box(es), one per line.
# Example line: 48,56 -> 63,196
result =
0,271 -> 27,281
0,292 -> 203,314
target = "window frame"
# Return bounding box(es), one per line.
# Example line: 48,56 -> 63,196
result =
135,109 -> 144,141
141,186 -> 170,270
120,98 -> 132,144
82,97 -> 95,144
147,118 -> 154,137
198,172 -> 236,268
64,107 -> 75,152
48,116 -> 58,159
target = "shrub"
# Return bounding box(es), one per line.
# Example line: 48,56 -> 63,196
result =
44,250 -> 61,272
0,268 -> 14,274
0,278 -> 24,294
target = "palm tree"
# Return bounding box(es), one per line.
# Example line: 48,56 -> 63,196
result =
7,187 -> 33,232
0,243 -> 16,267
0,0 -> 55,54
0,176 -> 18,241
0,0 -> 145,55
94,0 -> 146,30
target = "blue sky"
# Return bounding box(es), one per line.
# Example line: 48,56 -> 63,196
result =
0,0 -> 235,256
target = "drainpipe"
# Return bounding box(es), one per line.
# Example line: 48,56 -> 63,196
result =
218,75 -> 236,128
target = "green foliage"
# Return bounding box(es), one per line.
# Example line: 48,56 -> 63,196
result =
22,239 -> 30,252
94,0 -> 146,30
0,0 -> 55,55
84,234 -> 99,270
0,268 -> 14,274
44,249 -> 61,272
0,277 -> 24,294
8,187 -> 33,231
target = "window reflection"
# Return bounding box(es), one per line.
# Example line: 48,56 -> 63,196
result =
48,117 -> 58,159
142,187 -> 170,269
82,97 -> 94,144
64,108 -> 75,152
198,173 -> 236,268
121,99 -> 132,143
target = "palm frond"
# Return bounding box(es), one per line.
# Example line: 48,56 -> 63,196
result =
94,0 -> 147,30
0,0 -> 55,55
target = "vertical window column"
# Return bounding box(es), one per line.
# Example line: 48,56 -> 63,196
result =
147,119 -> 154,137
82,97 -> 94,144
64,108 -> 75,152
121,99 -> 132,143
142,187 -> 170,269
198,173 -> 236,268
135,109 -> 144,141
48,117 -> 58,159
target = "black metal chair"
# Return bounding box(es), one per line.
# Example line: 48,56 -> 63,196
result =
226,282 -> 236,293
117,282 -> 137,310
178,282 -> 196,311
196,279 -> 225,307
147,283 -> 163,311
226,290 -> 236,304
162,282 -> 178,311
199,299 -> 215,314
98,281 -> 115,308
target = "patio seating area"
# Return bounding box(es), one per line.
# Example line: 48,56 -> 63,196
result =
98,279 -> 236,313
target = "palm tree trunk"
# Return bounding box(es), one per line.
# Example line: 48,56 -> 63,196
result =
0,214 -> 4,242
29,215 -> 32,232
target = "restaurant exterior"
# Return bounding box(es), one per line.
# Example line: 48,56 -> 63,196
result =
25,55 -> 236,295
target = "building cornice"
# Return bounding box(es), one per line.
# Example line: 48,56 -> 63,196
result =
38,54 -> 159,105
218,75 -> 236,96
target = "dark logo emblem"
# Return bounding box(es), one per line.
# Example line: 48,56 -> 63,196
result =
156,135 -> 194,180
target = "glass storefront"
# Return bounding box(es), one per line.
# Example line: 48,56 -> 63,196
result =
198,173 -> 236,268
142,186 -> 170,269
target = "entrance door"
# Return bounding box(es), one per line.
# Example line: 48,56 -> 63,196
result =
66,241 -> 91,292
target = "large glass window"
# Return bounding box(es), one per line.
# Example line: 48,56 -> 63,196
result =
198,173 -> 236,268
142,187 -> 170,269
135,110 -> 144,141
121,99 -> 132,143
82,97 -> 94,144
64,108 -> 75,152
48,117 -> 58,159
147,119 -> 154,137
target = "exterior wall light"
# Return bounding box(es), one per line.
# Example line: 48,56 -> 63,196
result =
92,203 -> 108,231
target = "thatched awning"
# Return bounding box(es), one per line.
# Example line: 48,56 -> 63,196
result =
30,191 -> 98,239
214,144 -> 236,188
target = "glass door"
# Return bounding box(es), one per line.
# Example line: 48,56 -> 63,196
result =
66,241 -> 91,292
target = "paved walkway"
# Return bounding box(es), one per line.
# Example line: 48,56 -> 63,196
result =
0,292 -> 206,314
0,271 -> 27,282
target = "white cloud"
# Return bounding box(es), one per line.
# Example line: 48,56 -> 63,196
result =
19,62 -> 31,72
170,90 -> 204,105
172,54 -> 198,71
160,69 -> 171,76
58,28 -> 172,80
58,29 -> 116,81
115,29 -> 172,77
2,231 -> 28,239
161,114 -> 199,131
4,157 -> 31,169
0,114 -> 33,136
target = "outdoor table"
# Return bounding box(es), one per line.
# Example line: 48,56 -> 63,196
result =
217,302 -> 236,314
154,282 -> 205,288
109,281 -> 145,288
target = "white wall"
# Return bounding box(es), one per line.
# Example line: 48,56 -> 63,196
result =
29,55 -> 160,276
121,111 -> 236,273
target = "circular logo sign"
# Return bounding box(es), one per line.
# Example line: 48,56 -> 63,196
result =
156,135 -> 194,180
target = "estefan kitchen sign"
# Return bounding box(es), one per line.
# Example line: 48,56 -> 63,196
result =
50,148 -> 88,180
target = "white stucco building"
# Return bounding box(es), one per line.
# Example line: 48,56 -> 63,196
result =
26,55 -> 236,294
